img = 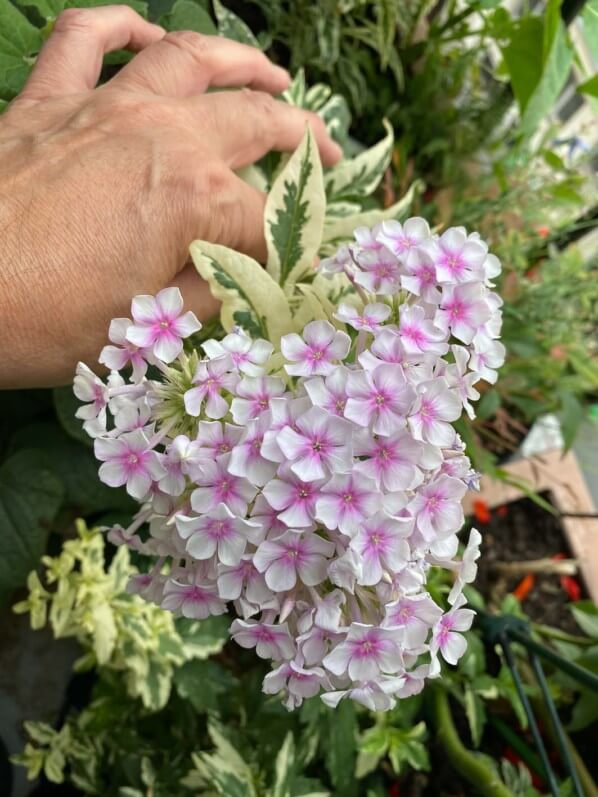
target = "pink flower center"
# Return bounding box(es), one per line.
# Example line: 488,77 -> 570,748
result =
343,492 -> 354,504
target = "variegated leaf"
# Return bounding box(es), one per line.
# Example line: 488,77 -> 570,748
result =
271,733 -> 295,797
304,83 -> 332,110
190,241 -> 293,344
264,127 -> 325,292
325,119 -> 393,200
213,0 -> 259,47
321,180 -> 424,254
283,68 -> 306,106
192,723 -> 257,797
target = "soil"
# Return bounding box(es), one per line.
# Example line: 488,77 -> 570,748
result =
472,491 -> 583,635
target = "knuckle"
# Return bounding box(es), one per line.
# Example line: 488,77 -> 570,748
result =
161,30 -> 211,65
53,8 -> 95,33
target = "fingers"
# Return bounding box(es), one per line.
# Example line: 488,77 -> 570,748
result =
19,6 -> 165,101
189,90 -> 343,168
110,30 -> 289,97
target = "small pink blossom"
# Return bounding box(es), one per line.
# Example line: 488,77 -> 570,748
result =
281,321 -> 350,377
402,247 -> 441,304
408,475 -> 467,541
231,619 -> 295,660
409,379 -> 462,446
353,248 -> 401,294
263,660 -> 331,707
262,465 -> 323,528
176,503 -> 256,566
194,421 -> 243,462
230,376 -> 285,424
217,556 -> 271,604
304,367 -> 349,417
99,318 -> 149,381
228,414 -> 278,486
350,512 -> 411,585
354,429 -> 424,491
253,530 -> 334,592
323,624 -> 404,681
184,357 -> 238,419
74,363 -> 108,438
315,472 -> 380,537
334,302 -> 391,333
94,429 -> 166,499
275,406 -> 353,481
435,283 -> 491,344
161,580 -> 226,619
203,330 -> 273,376
431,594 -> 475,665
377,217 -> 430,258
399,306 -> 448,356
345,364 -> 415,436
383,594 -> 443,647
190,460 -> 256,516
126,287 -> 201,363
429,227 -> 487,284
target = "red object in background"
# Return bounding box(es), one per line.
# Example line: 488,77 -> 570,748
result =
513,573 -> 536,601
560,575 -> 581,601
503,747 -> 544,789
388,784 -> 400,797
496,504 -> 509,518
538,225 -> 550,238
473,499 -> 491,524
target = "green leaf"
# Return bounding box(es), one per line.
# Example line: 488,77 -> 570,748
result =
325,700 -> 357,795
570,601 -> 598,638
190,240 -> 294,344
174,658 -> 236,711
569,690 -> 598,731
265,127 -> 325,290
176,614 -> 230,658
164,0 -> 216,32
558,390 -> 584,450
476,388 -> 501,420
501,17 -> 544,111
53,386 -> 93,447
90,602 -> 117,665
577,74 -> 598,97
0,449 -> 64,598
192,722 -> 257,797
137,658 -> 172,710
271,732 -> 296,797
213,0 -> 258,47
355,726 -> 389,779
322,181 -> 423,252
0,0 -> 43,100
464,687 -> 486,747
325,119 -> 393,200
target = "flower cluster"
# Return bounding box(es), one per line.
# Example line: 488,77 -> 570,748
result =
75,218 -> 503,711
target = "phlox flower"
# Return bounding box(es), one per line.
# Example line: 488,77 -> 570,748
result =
203,330 -> 273,375
161,580 -> 226,619
352,248 -> 401,294
194,420 -> 243,461
176,503 -> 257,566
350,512 -> 411,585
408,475 -> 467,541
402,247 -> 442,304
126,287 -> 201,363
470,332 -> 506,384
94,429 -> 166,499
262,465 -> 323,528
217,556 -> 271,604
275,406 -> 353,481
184,356 -> 238,419
190,460 -> 256,516
427,227 -> 487,284
435,283 -> 491,344
260,396 -> 311,462
353,429 -> 424,491
281,320 -> 350,377
398,306 -> 448,356
99,317 -> 149,382
228,414 -> 278,486
304,368 -> 349,417
334,302 -> 391,333
74,363 -> 108,437
345,364 -> 415,436
253,530 -> 335,591
323,624 -> 404,681
431,594 -> 475,665
377,217 -> 430,258
263,661 -> 331,708
383,594 -> 443,647
447,527 -> 482,605
408,379 -> 462,446
321,677 -> 406,711
315,472 -> 380,537
231,619 -> 295,660
230,375 -> 285,424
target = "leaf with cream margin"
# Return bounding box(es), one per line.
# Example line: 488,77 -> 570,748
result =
264,127 -> 325,291
325,119 -> 393,200
321,180 -> 424,254
190,241 -> 294,345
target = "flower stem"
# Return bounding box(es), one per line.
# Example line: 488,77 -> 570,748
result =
430,685 -> 515,797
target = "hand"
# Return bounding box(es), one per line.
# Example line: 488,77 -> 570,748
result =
0,5 -> 341,388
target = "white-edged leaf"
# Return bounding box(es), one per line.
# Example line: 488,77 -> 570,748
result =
321,180 -> 423,253
213,0 -> 259,47
264,127 -> 325,291
271,733 -> 295,797
325,119 -> 393,199
190,240 -> 293,345
192,722 -> 257,797
283,68 -> 306,106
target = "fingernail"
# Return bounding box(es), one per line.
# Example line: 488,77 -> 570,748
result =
151,23 -> 167,36
330,141 -> 343,161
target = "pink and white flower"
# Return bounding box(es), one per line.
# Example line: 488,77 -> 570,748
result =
315,472 -> 380,537
353,248 -> 401,294
253,530 -> 334,591
74,363 -> 109,437
184,357 -> 238,419
345,364 -> 415,436
275,406 -> 353,481
350,512 -> 411,585
323,624 -> 404,680
431,594 -> 475,665
281,321 -> 350,377
231,619 -> 295,660
334,302 -> 391,333
203,330 -> 273,376
99,318 -> 149,382
126,287 -> 201,363
228,414 -> 278,486
94,429 -> 166,499
161,580 -> 226,619
176,503 -> 257,566
230,376 -> 285,424
353,430 -> 424,491
435,283 -> 491,344
262,466 -> 323,528
408,379 -> 462,446
408,475 -> 467,541
428,227 -> 487,285
377,217 -> 430,258
190,460 -> 256,516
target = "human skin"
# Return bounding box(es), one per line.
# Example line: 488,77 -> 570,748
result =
0,5 -> 342,388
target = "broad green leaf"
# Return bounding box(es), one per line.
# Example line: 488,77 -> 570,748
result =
322,180 -> 423,252
355,726 -> 388,778
14,0 -> 63,17
213,0 -> 259,47
192,722 -> 257,797
283,69 -> 306,107
265,127 -> 325,291
176,614 -> 230,658
174,658 -> 236,712
558,390 -> 584,450
0,449 -> 64,598
570,601 -> 598,638
519,19 -> 573,137
325,120 -> 393,200
569,690 -> 598,731
164,0 -> 216,32
53,386 -> 93,447
577,74 -> 598,96
137,658 -> 172,709
0,0 -> 43,99
190,240 -> 294,344
477,388 -> 501,420
324,699 -> 357,795
501,17 -> 544,112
